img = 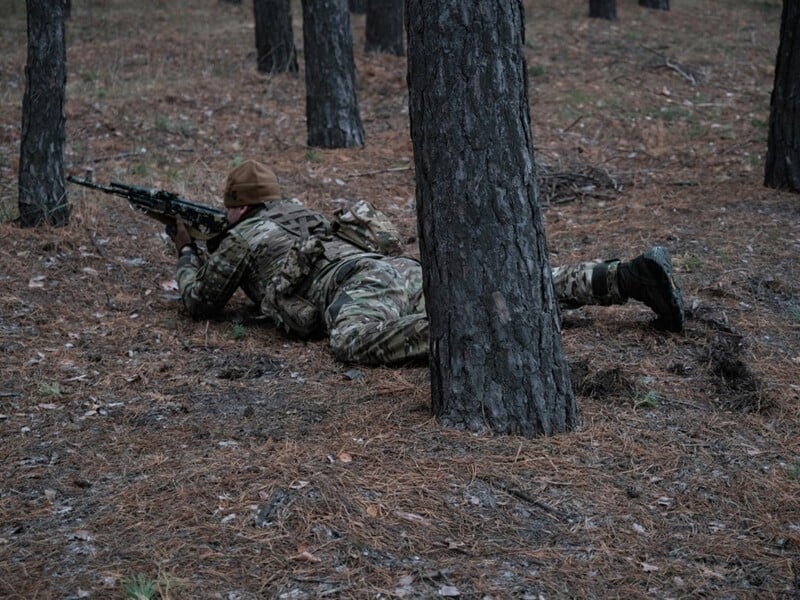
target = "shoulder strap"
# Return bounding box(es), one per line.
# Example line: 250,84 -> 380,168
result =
263,201 -> 331,238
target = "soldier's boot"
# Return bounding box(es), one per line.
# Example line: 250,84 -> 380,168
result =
612,246 -> 685,332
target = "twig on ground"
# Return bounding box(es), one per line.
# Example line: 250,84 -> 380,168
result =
476,475 -> 567,521
641,45 -> 700,85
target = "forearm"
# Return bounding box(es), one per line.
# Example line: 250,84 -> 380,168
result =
176,248 -> 239,319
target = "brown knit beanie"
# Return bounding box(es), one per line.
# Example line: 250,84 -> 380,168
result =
223,160 -> 282,207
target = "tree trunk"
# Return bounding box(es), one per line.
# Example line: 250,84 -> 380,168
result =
589,0 -> 616,20
19,0 -> 70,227
406,0 -> 577,437
765,0 -> 800,191
349,0 -> 366,13
302,0 -> 364,148
253,0 -> 298,74
365,0 -> 404,55
639,0 -> 669,10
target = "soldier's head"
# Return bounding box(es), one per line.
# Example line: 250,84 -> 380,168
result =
224,160 -> 281,206
223,160 -> 281,224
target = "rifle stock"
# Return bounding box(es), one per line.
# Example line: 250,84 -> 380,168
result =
67,175 -> 227,240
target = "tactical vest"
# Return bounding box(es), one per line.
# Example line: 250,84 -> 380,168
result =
262,200 -> 369,262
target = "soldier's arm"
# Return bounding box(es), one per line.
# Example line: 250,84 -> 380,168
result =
176,233 -> 250,319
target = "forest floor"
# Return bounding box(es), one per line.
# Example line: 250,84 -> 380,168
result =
1,1 -> 799,598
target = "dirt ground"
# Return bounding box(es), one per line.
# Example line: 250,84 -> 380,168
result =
1,1 -> 799,598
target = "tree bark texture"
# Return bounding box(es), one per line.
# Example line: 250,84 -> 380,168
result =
19,0 -> 70,227
254,0 -> 298,74
639,0 -> 669,10
589,0 -> 616,20
406,0 -> 578,437
765,0 -> 800,191
302,0 -> 364,148
365,0 -> 404,56
349,0 -> 366,13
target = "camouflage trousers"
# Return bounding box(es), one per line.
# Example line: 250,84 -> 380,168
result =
307,256 -> 625,366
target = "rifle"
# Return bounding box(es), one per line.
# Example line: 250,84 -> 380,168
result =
66,175 -> 227,240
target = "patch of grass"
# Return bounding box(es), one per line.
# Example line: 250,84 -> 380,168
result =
305,149 -> 321,163
711,123 -> 736,140
788,306 -> 800,324
154,114 -> 198,138
123,573 -> 157,600
658,106 -> 692,123
748,153 -> 762,168
683,255 -> 702,271
0,198 -> 19,223
688,121 -> 706,139
564,89 -> 591,108
784,463 -> 800,481
154,114 -> 171,134
634,389 -> 662,409
230,323 -> 246,340
527,64 -> 545,78
39,381 -> 62,398
130,162 -> 151,178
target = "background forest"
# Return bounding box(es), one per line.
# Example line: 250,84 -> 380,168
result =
1,0 -> 799,598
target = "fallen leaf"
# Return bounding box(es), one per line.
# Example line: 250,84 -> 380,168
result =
395,510 -> 431,527
289,549 -> 321,563
338,452 -> 352,463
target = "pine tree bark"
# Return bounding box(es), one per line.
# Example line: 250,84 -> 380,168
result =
349,0 -> 366,13
590,0 -> 616,20
302,0 -> 364,148
19,0 -> 70,227
365,0 -> 404,56
765,0 -> 800,191
406,0 -> 577,437
639,0 -> 669,10
253,0 -> 298,74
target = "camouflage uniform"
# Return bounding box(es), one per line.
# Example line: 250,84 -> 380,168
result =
552,260 -> 623,307
177,200 -> 623,365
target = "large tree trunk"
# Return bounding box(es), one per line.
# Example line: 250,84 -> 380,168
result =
302,0 -> 364,148
365,0 -> 404,56
19,0 -> 70,227
639,0 -> 669,10
765,0 -> 800,191
406,0 -> 577,437
590,0 -> 616,20
253,0 -> 298,74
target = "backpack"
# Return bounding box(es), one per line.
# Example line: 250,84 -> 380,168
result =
332,200 -> 404,256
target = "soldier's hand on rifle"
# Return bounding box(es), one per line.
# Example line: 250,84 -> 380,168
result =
168,219 -> 194,257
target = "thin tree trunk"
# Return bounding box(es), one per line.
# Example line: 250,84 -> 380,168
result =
19,0 -> 70,227
302,0 -> 364,148
639,0 -> 669,10
365,0 -> 404,55
590,0 -> 616,20
765,0 -> 800,191
254,0 -> 298,74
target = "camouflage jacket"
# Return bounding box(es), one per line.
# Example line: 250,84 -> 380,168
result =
176,201 -> 377,323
